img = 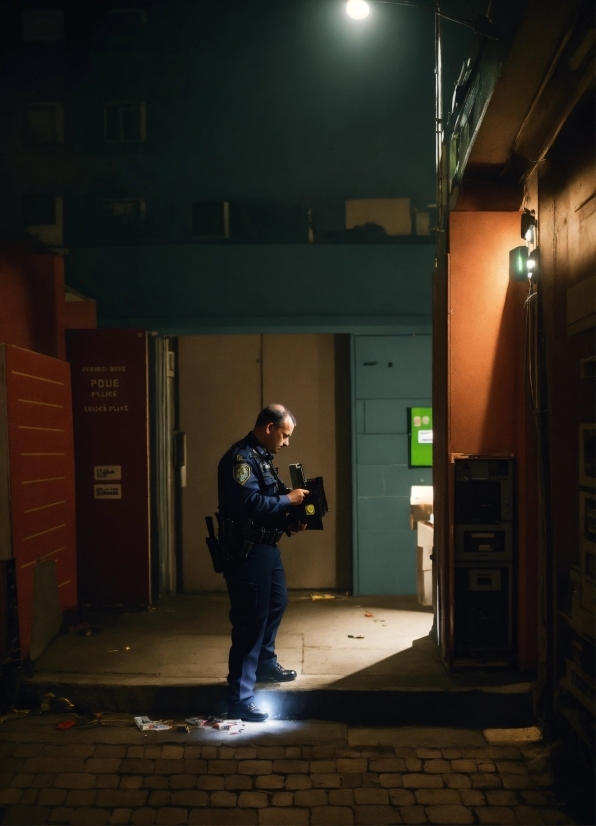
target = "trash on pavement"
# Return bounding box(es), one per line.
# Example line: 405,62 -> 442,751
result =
134,716 -> 172,731
107,646 -> 131,652
213,719 -> 242,730
56,720 -> 76,730
311,593 -> 335,600
364,611 -> 374,617
185,715 -> 245,735
52,697 -> 75,712
348,635 -> 365,639
185,716 -> 208,726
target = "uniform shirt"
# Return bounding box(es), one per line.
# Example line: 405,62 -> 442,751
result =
218,431 -> 291,528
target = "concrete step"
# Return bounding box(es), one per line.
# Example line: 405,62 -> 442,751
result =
24,674 -> 536,728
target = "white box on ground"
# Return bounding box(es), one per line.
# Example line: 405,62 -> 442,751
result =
416,519 -> 434,607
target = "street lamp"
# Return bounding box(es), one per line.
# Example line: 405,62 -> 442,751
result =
344,1 -> 498,230
346,0 -> 371,19
345,0 -> 445,228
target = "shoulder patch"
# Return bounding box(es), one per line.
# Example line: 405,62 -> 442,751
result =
236,454 -> 244,462
233,463 -> 251,485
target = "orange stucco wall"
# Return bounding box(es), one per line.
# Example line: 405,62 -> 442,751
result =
0,247 -> 66,360
449,212 -> 524,455
448,211 -> 538,670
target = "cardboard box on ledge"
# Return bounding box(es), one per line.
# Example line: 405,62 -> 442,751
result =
410,485 -> 433,530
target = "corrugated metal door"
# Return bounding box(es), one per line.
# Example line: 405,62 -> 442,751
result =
0,344 -> 77,658
354,335 -> 432,595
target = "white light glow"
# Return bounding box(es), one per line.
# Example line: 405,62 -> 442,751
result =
346,0 -> 370,20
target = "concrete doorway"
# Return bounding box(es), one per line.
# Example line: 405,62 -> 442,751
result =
177,334 -> 351,593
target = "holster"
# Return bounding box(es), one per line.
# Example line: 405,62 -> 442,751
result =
205,515 -> 228,574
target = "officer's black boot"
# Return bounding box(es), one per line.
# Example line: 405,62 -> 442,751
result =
255,662 -> 297,682
228,700 -> 269,723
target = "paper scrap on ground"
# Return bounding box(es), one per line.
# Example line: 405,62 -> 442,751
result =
56,720 -> 76,730
348,635 -> 365,639
134,716 -> 172,731
311,593 -> 336,600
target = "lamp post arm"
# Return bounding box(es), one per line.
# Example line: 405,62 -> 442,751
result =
372,0 -> 498,38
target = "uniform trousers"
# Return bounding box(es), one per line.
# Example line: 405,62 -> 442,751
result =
224,543 -> 288,705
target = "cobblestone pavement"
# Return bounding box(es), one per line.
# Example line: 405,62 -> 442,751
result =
0,716 -> 576,825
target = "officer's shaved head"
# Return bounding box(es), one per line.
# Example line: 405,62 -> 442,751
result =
255,404 -> 296,429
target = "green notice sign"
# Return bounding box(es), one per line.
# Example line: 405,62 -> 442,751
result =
409,407 -> 433,467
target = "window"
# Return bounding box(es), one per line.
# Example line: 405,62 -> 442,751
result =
23,11 -> 64,42
101,198 -> 146,234
107,9 -> 147,34
104,102 -> 146,143
24,195 -> 63,246
192,202 -> 230,239
24,103 -> 64,145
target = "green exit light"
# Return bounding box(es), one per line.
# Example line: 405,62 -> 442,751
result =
408,407 -> 433,467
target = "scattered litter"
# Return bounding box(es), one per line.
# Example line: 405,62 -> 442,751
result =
134,716 -> 172,731
176,724 -> 190,733
348,635 -> 365,639
214,719 -> 241,730
107,646 -> 131,653
69,622 -> 102,636
311,593 -> 335,600
185,716 -> 207,726
53,697 -> 75,712
40,692 -> 56,712
364,612 -> 374,617
183,715 -> 246,735
56,720 -> 76,730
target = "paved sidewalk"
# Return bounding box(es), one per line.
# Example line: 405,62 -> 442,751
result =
27,595 -> 535,728
0,714 -> 575,825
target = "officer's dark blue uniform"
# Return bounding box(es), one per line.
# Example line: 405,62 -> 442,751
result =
218,431 -> 292,712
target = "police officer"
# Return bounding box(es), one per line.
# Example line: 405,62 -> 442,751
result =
218,404 -> 309,722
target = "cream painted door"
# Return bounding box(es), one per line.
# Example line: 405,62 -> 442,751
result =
179,335 -> 261,591
262,334 -> 337,589
178,334 -> 338,592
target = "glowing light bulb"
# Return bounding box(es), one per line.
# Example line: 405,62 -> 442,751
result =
346,0 -> 371,20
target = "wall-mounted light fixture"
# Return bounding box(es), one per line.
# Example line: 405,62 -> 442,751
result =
527,249 -> 540,278
510,210 -> 538,282
521,210 -> 537,245
509,246 -> 529,281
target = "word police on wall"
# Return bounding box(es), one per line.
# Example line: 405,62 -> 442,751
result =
82,365 -> 129,412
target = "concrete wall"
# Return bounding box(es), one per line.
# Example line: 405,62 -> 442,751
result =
65,244 -> 434,334
353,335 -> 432,595
178,334 -> 343,592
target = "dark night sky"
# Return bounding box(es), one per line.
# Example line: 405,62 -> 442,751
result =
157,0 -> 482,209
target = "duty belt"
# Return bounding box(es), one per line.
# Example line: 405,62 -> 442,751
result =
248,526 -> 284,547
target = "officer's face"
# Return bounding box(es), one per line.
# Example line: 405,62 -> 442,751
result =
263,417 -> 294,454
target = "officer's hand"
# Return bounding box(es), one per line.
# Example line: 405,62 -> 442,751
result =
288,488 -> 310,504
288,522 -> 308,536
